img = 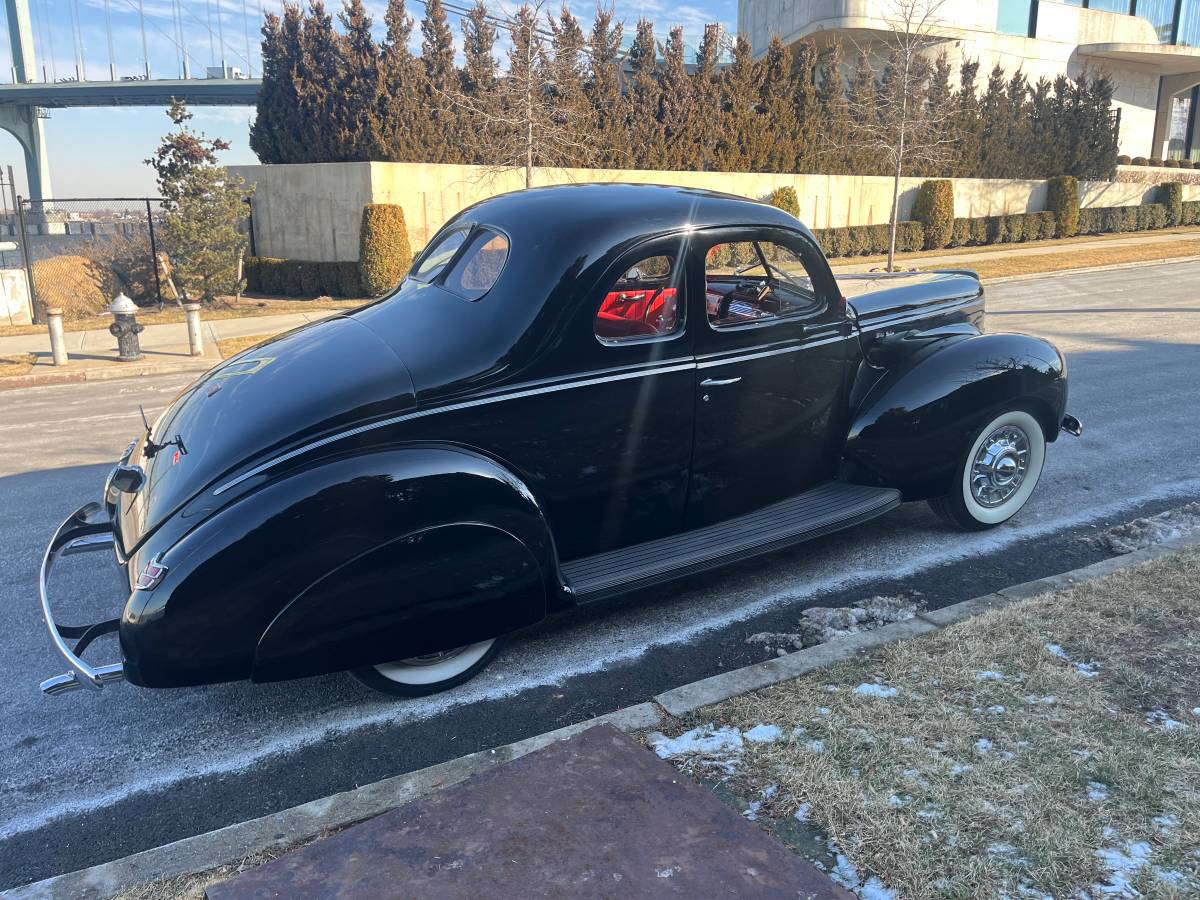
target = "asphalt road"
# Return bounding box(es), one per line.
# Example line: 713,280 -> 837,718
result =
3,261 -> 1199,889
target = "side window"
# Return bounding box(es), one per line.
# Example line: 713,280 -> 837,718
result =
704,239 -> 820,329
412,227 -> 470,282
442,229 -> 509,300
594,252 -> 683,344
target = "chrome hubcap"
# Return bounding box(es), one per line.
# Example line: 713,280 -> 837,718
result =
971,425 -> 1030,508
397,646 -> 468,667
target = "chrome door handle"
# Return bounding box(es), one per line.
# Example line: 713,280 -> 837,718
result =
700,377 -> 742,387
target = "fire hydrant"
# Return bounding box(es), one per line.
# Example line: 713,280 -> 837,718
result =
108,293 -> 144,362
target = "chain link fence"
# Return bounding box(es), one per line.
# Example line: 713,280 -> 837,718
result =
14,197 -> 168,322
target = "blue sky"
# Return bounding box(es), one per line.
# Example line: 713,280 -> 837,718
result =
0,0 -> 735,197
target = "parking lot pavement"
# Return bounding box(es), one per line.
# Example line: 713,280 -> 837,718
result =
1,260 -> 1199,890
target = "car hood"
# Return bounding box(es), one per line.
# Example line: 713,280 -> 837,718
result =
119,314 -> 415,552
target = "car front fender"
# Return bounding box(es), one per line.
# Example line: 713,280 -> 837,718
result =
120,445 -> 557,688
842,331 -> 1067,500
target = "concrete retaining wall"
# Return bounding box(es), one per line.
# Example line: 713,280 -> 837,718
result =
229,161 -> 1200,263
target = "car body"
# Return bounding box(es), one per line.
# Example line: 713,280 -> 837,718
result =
38,184 -> 1079,697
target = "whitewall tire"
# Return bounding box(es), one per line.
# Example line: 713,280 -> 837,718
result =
929,409 -> 1046,531
351,638 -> 502,697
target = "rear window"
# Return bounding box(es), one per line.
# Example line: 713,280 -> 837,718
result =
442,229 -> 509,300
412,228 -> 470,282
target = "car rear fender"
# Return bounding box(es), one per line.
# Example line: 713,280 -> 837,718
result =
121,444 -> 559,687
842,331 -> 1067,501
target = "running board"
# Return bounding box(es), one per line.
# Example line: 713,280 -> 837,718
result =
561,482 -> 902,603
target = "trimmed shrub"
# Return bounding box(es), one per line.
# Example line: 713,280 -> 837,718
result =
279,260 -> 302,296
912,179 -> 955,249
1179,159 -> 1195,170
1158,181 -> 1184,226
986,215 -> 1007,244
1150,158 -> 1166,167
1139,203 -> 1167,231
767,186 -> 801,218
299,262 -> 322,296
358,203 -> 413,297
895,221 -> 925,253
255,257 -> 285,294
1116,155 -> 1131,165
243,257 -> 261,292
1046,175 -> 1079,238
826,227 -> 851,258
1132,156 -> 1149,166
969,216 -> 989,245
1077,208 -> 1101,235
1182,200 -> 1200,226
950,218 -> 971,248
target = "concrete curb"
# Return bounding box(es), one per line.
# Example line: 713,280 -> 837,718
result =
0,358 -> 216,392
10,533 -> 1200,900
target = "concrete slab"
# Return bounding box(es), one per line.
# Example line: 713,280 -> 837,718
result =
205,725 -> 849,900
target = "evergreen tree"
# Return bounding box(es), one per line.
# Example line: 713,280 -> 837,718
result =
379,0 -> 418,162
548,5 -> 595,166
250,8 -> 306,163
718,33 -> 759,172
688,24 -> 724,171
624,19 -> 661,168
758,36 -> 797,173
586,5 -> 624,141
333,0 -> 384,161
147,100 -> 249,304
459,0 -> 498,163
790,39 -> 820,172
420,0 -> 458,162
657,27 -> 691,169
846,51 -> 880,174
978,64 -> 1010,178
815,40 -> 850,174
1005,71 -> 1033,177
953,59 -> 981,177
296,1 -> 343,162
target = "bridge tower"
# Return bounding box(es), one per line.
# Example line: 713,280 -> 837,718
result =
1,0 -> 52,199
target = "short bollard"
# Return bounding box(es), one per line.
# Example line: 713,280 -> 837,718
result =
108,293 -> 144,362
46,307 -> 68,366
183,303 -> 203,356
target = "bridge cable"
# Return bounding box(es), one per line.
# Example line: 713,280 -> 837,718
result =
35,0 -> 57,82
68,0 -> 87,81
206,0 -> 217,66
241,0 -> 253,76
137,0 -> 151,77
216,0 -> 227,74
103,0 -> 117,80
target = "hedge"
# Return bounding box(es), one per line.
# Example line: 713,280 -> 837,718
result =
1046,175 -> 1079,238
1158,181 -> 1183,227
767,186 -> 800,218
817,201 -> 1185,259
912,179 -> 955,249
811,222 -> 925,258
359,203 -> 413,297
245,258 -> 363,298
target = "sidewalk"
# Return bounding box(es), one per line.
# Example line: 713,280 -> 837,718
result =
828,228 -> 1200,273
0,310 -> 340,389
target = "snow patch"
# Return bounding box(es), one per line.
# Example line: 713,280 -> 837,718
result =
1089,501 -> 1200,553
1146,707 -> 1188,730
854,683 -> 899,698
827,845 -> 898,900
1094,840 -> 1153,897
1087,781 -> 1109,802
793,802 -> 812,822
1045,643 -> 1101,678
743,724 -> 782,744
976,670 -> 1006,682
746,592 -> 924,655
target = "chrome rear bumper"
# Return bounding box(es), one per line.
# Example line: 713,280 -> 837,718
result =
39,502 -> 126,696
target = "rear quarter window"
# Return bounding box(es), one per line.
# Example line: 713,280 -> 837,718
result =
442,229 -> 510,300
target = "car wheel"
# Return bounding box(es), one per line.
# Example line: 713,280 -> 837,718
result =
929,408 -> 1046,531
351,638 -> 503,697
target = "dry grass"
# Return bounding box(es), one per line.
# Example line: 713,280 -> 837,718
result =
216,333 -> 277,359
109,837 -> 322,900
650,550 -> 1200,898
0,297 -> 367,338
947,239 -> 1200,281
0,352 -> 36,377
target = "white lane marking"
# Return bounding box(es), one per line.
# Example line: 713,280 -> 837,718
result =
2,477 -> 1199,841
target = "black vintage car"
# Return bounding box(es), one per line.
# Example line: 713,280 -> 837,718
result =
39,184 -> 1079,698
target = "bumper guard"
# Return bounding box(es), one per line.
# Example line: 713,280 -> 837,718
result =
39,502 -> 126,696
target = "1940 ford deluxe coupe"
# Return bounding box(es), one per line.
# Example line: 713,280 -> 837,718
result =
38,184 -> 1080,697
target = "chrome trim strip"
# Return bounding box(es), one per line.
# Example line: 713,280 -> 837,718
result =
214,360 -> 698,496
39,502 -> 126,695
695,333 -> 848,369
856,296 -> 983,332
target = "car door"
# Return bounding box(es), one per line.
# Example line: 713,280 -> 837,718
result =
685,226 -> 853,528
506,235 -> 696,561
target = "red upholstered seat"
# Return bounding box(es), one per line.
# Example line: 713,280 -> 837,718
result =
595,288 -> 677,340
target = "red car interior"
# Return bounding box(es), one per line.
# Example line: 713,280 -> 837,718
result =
595,287 -> 678,339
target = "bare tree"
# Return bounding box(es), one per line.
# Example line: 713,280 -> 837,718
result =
440,0 -> 619,189
839,0 -> 957,270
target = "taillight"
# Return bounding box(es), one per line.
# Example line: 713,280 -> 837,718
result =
135,556 -> 168,591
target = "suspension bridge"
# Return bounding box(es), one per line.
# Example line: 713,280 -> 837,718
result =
1,0 -> 267,200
